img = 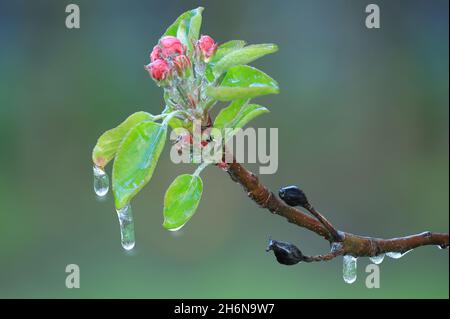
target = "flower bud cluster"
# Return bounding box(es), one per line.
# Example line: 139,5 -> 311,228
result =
145,35 -> 217,86
145,36 -> 190,82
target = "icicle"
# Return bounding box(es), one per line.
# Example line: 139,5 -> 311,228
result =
115,203 -> 135,251
386,249 -> 412,259
369,254 -> 385,265
343,255 -> 357,284
167,224 -> 186,232
93,165 -> 109,197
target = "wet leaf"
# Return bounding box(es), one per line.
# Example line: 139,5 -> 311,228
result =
205,40 -> 246,82
176,19 -> 189,48
163,174 -> 203,230
92,112 -> 154,168
164,7 -> 203,48
206,65 -> 279,101
213,44 -> 278,76
209,40 -> 247,65
168,116 -> 190,130
214,99 -> 269,140
188,10 -> 203,44
112,121 -> 167,209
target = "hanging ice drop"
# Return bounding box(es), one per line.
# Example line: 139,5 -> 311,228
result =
386,249 -> 412,259
369,254 -> 385,265
116,203 -> 136,251
93,165 -> 109,197
167,224 -> 186,232
342,255 -> 357,284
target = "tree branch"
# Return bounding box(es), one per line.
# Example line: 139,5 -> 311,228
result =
222,161 -> 449,261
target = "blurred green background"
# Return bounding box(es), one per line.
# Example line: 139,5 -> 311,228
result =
0,0 -> 448,298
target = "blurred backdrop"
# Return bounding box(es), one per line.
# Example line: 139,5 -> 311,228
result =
0,0 -> 448,298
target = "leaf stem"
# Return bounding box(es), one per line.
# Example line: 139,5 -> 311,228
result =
193,162 -> 210,176
162,111 -> 182,126
151,114 -> 168,122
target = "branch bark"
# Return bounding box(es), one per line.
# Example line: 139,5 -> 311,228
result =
222,161 -> 449,260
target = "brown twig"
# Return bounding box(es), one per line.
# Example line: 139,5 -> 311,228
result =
303,203 -> 342,242
223,161 -> 449,261
302,251 -> 342,263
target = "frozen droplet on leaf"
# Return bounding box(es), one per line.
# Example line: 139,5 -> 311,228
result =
369,254 -> 385,265
167,224 -> 186,232
343,255 -> 357,284
116,203 -> 135,251
386,250 -> 412,259
93,165 -> 109,197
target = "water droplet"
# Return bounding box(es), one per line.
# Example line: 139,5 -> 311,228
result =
93,165 -> 109,197
386,250 -> 412,259
369,254 -> 385,265
168,224 -> 186,232
343,255 -> 357,284
386,252 -> 402,259
116,203 -> 135,251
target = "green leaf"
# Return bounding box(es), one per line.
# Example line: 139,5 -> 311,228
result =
163,174 -> 203,230
162,104 -> 192,130
209,40 -> 247,64
164,11 -> 190,37
205,40 -> 247,82
112,121 -> 167,209
188,10 -> 203,43
176,19 -> 189,48
213,44 -> 278,76
163,7 -> 203,41
168,116 -> 190,130
92,112 -> 154,168
206,65 -> 279,101
214,100 -> 269,135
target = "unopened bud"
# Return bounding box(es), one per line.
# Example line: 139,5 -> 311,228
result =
279,185 -> 309,208
266,239 -> 304,265
173,54 -> 191,77
145,59 -> 169,81
159,36 -> 185,57
150,45 -> 162,62
197,35 -> 217,61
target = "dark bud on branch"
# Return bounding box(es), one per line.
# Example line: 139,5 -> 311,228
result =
266,239 -> 304,265
279,185 -> 309,208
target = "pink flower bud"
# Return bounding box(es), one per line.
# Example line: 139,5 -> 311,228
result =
146,59 -> 169,81
150,45 -> 162,62
159,36 -> 185,56
197,35 -> 217,59
173,55 -> 191,76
